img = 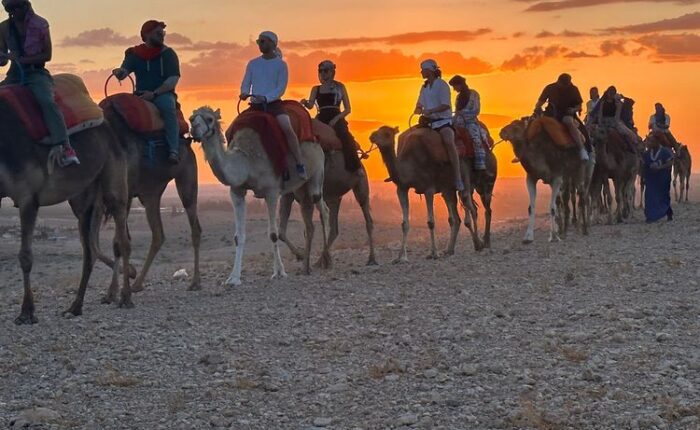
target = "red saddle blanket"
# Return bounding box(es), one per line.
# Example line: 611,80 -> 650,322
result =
455,122 -> 493,158
99,93 -> 189,136
650,131 -> 673,148
225,100 -> 316,176
526,116 -> 575,148
0,73 -> 104,143
398,127 -> 467,164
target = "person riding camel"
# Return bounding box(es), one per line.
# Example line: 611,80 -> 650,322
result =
240,31 -> 307,180
584,86 -> 599,126
648,102 -> 679,149
112,20 -> 181,164
0,0 -> 79,167
301,60 -> 362,173
534,73 -> 588,161
449,74 -> 487,172
415,59 -> 464,192
596,86 -> 640,148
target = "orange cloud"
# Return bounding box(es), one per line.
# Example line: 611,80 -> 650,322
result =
635,33 -> 700,61
516,0 -> 699,12
535,30 -> 592,38
60,28 -> 138,47
283,29 -> 493,49
602,11 -> 700,33
500,45 -> 569,71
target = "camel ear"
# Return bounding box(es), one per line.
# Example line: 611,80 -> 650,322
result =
214,109 -> 222,120
393,126 -> 400,134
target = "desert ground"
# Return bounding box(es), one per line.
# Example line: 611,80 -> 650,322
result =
1,178 -> 699,429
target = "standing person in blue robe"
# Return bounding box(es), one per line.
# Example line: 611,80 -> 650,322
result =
643,136 -> 674,222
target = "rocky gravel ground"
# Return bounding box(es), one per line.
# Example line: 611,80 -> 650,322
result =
1,198 -> 699,429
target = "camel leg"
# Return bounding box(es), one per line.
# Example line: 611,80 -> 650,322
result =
92,202 -> 137,279
425,191 -> 439,259
460,191 -> 483,252
673,172 -> 679,202
15,203 -> 39,325
278,193 -> 305,261
299,199 -> 315,275
614,178 -> 624,223
226,190 -> 247,286
442,191 -> 461,256
131,194 -> 165,292
64,198 -> 97,317
523,175 -> 537,244
316,197 -> 341,268
265,193 -> 287,280
394,187 -> 410,263
315,197 -> 333,270
548,177 -> 563,243
353,176 -> 377,266
175,172 -> 202,291
685,173 -> 690,202
481,189 -> 493,248
108,196 -> 132,309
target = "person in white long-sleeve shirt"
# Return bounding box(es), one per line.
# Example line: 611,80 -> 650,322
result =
240,31 -> 306,179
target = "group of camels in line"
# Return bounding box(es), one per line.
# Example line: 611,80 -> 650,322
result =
0,76 -> 691,325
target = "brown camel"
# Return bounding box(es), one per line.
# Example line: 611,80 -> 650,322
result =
278,119 -> 376,266
462,141 -> 498,248
673,143 -> 692,203
370,126 -> 482,262
589,126 -> 639,223
499,118 -> 590,243
93,104 -> 202,292
0,99 -> 132,324
190,106 -> 329,285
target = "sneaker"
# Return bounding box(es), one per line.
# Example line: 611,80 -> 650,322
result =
168,151 -> 180,165
60,145 -> 80,167
454,179 -> 465,192
296,163 -> 308,180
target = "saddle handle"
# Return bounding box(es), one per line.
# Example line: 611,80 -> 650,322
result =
103,73 -> 135,99
237,95 -> 267,115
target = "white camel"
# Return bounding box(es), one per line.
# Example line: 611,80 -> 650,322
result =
190,107 -> 330,286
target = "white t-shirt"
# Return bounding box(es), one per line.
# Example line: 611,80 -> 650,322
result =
240,56 -> 288,103
418,78 -> 452,128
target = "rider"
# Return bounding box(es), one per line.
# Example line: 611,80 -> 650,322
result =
648,102 -> 679,148
584,86 -> 599,126
112,20 -> 182,164
301,60 -> 362,172
0,0 -> 79,167
415,59 -> 464,191
596,86 -> 639,147
240,31 -> 307,180
534,73 -> 588,161
449,74 -> 487,172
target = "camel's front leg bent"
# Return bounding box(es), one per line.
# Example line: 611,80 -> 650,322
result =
278,193 -> 304,261
523,175 -> 537,244
227,189 -> 247,287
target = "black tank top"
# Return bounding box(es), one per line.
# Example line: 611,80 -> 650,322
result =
601,99 -> 616,118
316,86 -> 341,124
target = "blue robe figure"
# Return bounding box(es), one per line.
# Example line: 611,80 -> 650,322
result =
643,146 -> 673,223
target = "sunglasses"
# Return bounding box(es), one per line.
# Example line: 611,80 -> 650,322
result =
318,68 -> 331,73
256,39 -> 270,45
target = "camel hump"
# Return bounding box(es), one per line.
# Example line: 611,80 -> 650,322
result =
397,126 -> 462,163
311,119 -> 342,152
526,117 -> 574,148
99,93 -> 189,136
0,73 -> 104,143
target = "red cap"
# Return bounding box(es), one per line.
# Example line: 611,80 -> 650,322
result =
140,20 -> 166,41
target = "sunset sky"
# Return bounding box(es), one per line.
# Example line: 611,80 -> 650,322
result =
26,0 -> 700,181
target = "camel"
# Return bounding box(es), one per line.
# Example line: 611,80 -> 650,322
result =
463,142 -> 498,248
278,119 -> 376,266
673,143 -> 692,203
370,125 -> 482,262
0,98 -> 132,324
499,118 -> 590,243
189,106 -> 330,286
93,104 -> 202,292
588,126 -> 639,223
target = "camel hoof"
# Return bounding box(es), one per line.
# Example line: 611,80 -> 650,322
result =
131,283 -> 145,293
187,281 -> 202,291
118,298 -> 135,309
101,292 -> 117,305
63,304 -> 82,318
14,313 -> 38,325
442,249 -> 455,257
392,256 -> 408,264
271,271 -> 288,280
225,277 -> 242,287
522,239 -> 534,245
366,257 -> 379,266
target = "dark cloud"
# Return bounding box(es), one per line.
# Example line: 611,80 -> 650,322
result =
635,33 -> 700,61
564,51 -> 599,58
283,29 -> 493,50
500,45 -> 569,71
600,39 -> 629,55
535,30 -> 592,38
515,0 -> 699,12
602,12 -> 700,33
60,28 -> 138,47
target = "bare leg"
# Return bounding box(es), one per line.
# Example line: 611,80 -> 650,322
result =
523,175 -> 537,244
352,175 -> 377,265
265,193 -> 287,280
131,194 -> 165,293
277,114 -> 304,167
394,186 -> 410,263
226,190 -> 247,287
175,170 -> 202,291
439,127 -> 464,189
278,193 -> 304,261
15,203 -> 38,325
563,116 -> 587,160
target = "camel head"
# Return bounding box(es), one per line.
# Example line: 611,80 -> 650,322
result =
499,119 -> 528,144
369,126 -> 400,148
190,106 -> 222,142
